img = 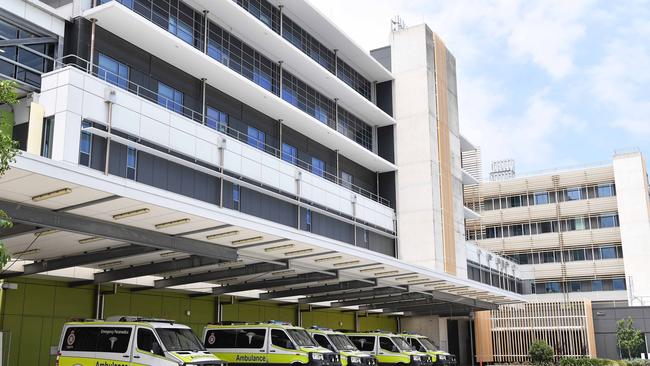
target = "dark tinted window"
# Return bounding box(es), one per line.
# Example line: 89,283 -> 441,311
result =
379,337 -> 398,352
349,336 -> 374,352
205,329 -> 236,348
313,334 -> 333,351
235,329 -> 266,349
62,327 -> 132,353
137,328 -> 163,356
271,329 -> 295,349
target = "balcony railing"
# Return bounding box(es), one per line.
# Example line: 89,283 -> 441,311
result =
55,55 -> 390,206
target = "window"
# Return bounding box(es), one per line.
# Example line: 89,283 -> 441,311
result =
540,251 -> 556,263
591,280 -> 603,292
597,184 -> 614,198
234,329 -> 266,349
41,116 -> 54,158
157,328 -> 204,352
271,329 -> 295,350
158,82 -> 183,113
314,106 -> 328,124
95,327 -> 132,353
534,192 -> 549,205
509,195 -> 522,208
311,157 -> 325,177
613,278 -> 626,291
204,329 -> 236,348
97,53 -> 129,89
281,143 -> 297,165
341,171 -> 353,189
247,126 -> 265,150
207,41 -> 230,66
566,188 -> 582,201
137,328 -> 163,356
544,282 -> 561,293
168,16 -> 193,45
206,107 -> 228,133
232,184 -> 240,211
570,249 -> 586,261
599,214 -> 618,228
349,336 -> 374,352
126,146 -> 137,180
511,224 -> 524,237
253,68 -> 272,91
79,121 -> 92,167
379,337 -> 398,352
313,334 -> 333,351
304,209 -> 312,232
569,281 -> 582,292
600,246 -> 617,259
282,88 -> 298,106
539,221 -> 553,233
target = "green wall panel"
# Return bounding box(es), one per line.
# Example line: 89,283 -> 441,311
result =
0,279 -> 398,366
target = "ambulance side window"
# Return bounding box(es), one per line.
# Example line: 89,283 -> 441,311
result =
411,339 -> 425,352
379,337 -> 398,352
62,327 -> 99,352
236,329 -> 266,348
313,334 -> 333,350
349,336 -> 375,352
96,327 -> 132,354
137,328 -> 164,356
205,329 -> 237,348
271,329 -> 295,349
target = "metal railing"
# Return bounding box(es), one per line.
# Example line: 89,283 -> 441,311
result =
52,55 -> 390,207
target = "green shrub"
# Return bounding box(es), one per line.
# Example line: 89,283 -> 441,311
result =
530,340 -> 555,366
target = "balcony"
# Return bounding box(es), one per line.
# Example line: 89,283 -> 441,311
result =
37,65 -> 396,231
83,1 -> 395,173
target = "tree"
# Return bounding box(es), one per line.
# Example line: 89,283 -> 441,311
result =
617,317 -> 644,359
0,80 -> 20,268
529,340 -> 554,366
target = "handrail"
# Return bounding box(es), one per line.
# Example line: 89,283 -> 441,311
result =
52,55 -> 390,207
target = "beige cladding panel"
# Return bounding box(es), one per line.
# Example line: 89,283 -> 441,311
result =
433,34 -> 456,275
474,227 -> 621,253
474,310 -> 494,363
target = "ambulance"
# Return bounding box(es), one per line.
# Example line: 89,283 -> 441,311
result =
346,331 -> 433,366
400,333 -> 456,366
307,326 -> 377,366
203,321 -> 341,366
56,316 -> 225,365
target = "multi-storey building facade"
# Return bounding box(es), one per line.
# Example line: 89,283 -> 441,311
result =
465,151 -> 650,304
0,0 -> 524,364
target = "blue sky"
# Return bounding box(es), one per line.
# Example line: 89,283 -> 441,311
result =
310,0 -> 650,176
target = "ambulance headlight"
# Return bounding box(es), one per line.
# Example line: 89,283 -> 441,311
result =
412,355 -> 421,361
312,353 -> 324,360
350,356 -> 362,364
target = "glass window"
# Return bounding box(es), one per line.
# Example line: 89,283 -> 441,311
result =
311,157 -> 325,177
341,171 -> 353,189
204,329 -> 236,348
600,247 -> 617,259
544,282 -> 561,293
540,251 -> 555,263
62,327 -> 99,352
304,209 -> 312,232
96,327 -> 132,353
206,107 -> 228,133
137,328 -> 163,356
539,221 -> 553,233
314,106 -> 328,124
208,41 -> 230,66
313,334 -> 333,351
158,82 -> 183,113
253,68 -> 272,91
511,224 -> 524,237
126,146 -> 137,180
571,249 -> 586,261
168,16 -> 193,45
379,337 -> 398,352
566,188 -> 582,201
613,278 -> 626,291
591,280 -> 603,291
597,184 -> 614,198
509,195 -> 521,208
599,214 -> 618,228
281,143 -> 297,165
246,127 -> 265,150
232,184 -> 240,211
349,336 -> 374,352
98,53 -> 129,90
271,329 -> 295,350
234,329 -> 266,349
79,121 -> 92,167
282,88 -> 298,106
41,116 -> 54,158
534,192 -> 549,205
569,281 -> 581,292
